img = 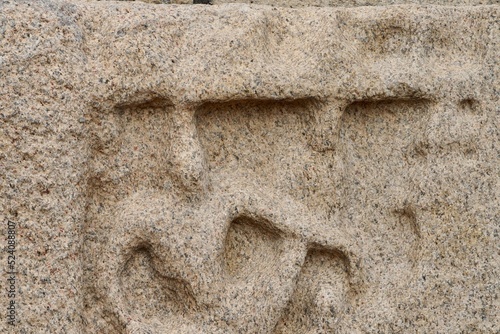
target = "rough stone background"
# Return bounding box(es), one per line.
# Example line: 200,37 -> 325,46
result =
0,0 -> 498,333
97,0 -> 499,7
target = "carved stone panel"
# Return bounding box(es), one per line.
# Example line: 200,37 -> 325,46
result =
0,1 -> 498,333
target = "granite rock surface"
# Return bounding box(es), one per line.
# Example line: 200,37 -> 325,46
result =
102,0 -> 499,7
0,1 -> 498,333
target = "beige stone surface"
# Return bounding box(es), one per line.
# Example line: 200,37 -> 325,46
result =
100,0 -> 499,7
210,0 -> 498,7
0,0 -> 499,333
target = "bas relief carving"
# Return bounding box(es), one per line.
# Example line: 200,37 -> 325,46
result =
83,97 -> 366,333
3,2 -> 493,333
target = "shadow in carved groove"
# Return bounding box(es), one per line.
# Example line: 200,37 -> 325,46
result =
121,244 -> 199,322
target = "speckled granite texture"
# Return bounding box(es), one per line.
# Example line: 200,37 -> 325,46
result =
102,0 -> 499,7
210,0 -> 497,5
0,0 -> 498,333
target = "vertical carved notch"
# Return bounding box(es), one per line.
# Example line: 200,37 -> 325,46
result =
307,99 -> 348,152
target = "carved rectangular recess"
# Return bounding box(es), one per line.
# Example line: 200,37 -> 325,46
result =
338,99 -> 430,280
224,214 -> 286,279
88,98 -> 175,198
195,98 -> 318,190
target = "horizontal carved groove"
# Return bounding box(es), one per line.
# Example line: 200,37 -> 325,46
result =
114,92 -> 174,110
197,97 -> 318,119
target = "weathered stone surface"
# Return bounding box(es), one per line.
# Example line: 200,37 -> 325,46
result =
104,0 -> 499,7
0,1 -> 498,333
211,0 -> 498,6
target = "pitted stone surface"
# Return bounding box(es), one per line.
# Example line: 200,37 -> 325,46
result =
0,1 -> 498,333
104,0 -> 499,7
